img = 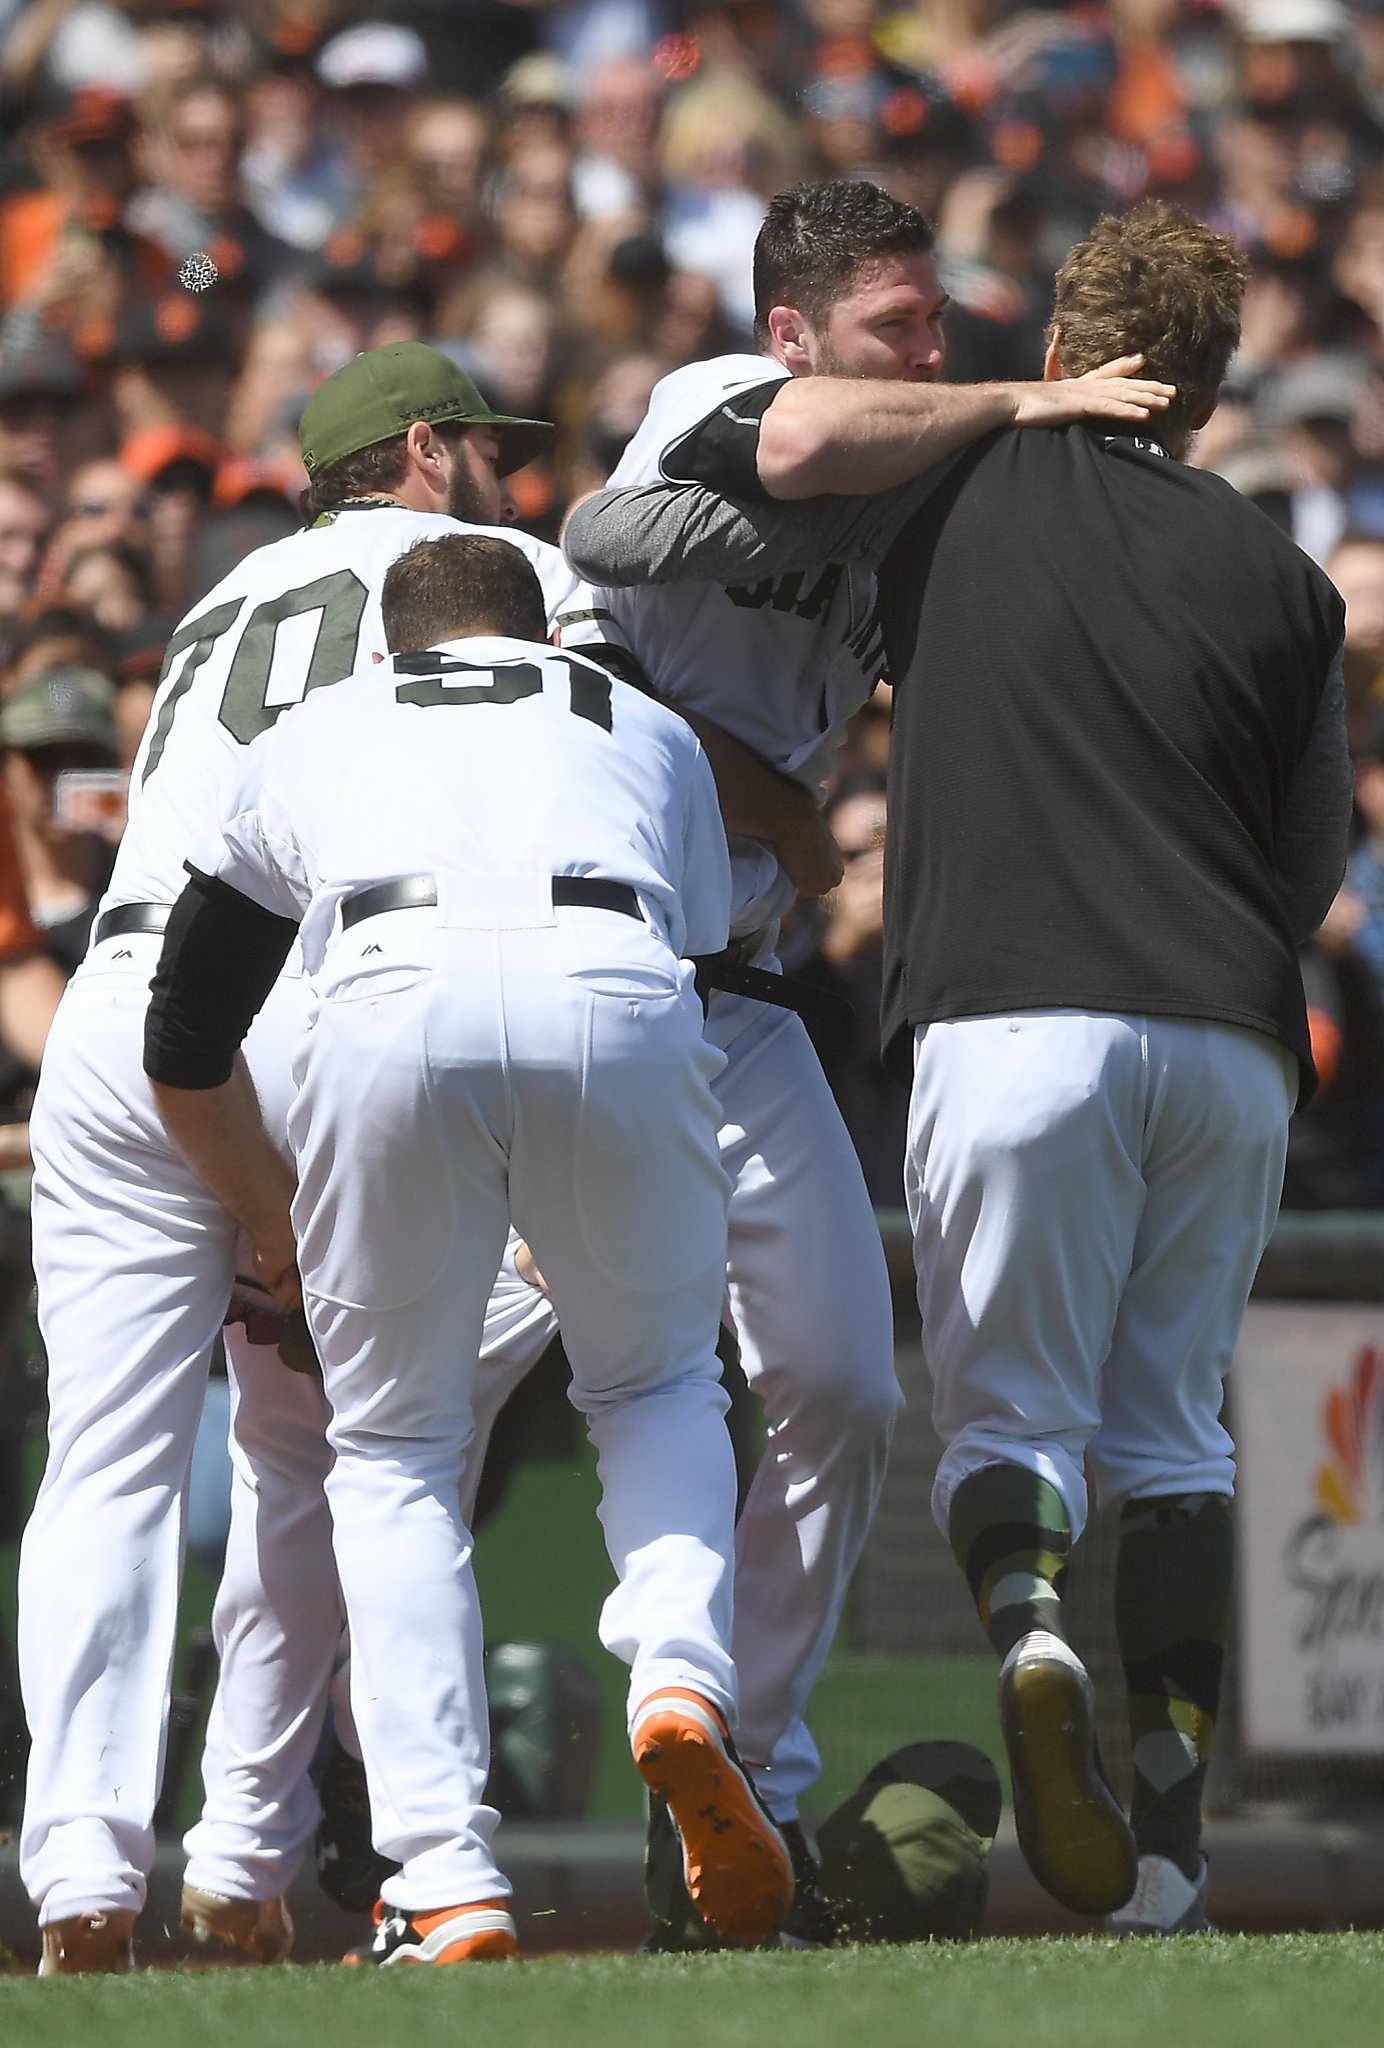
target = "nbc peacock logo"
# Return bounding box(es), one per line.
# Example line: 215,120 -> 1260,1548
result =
1315,1346 -> 1384,1527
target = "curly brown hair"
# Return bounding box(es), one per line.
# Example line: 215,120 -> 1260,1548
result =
1050,202 -> 1247,443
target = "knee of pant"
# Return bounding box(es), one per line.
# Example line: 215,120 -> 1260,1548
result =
932,1432 -> 1089,1543
753,1330 -> 902,1444
1088,1444 -> 1237,1515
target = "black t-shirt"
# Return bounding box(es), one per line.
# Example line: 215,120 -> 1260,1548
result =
877,424 -> 1344,1102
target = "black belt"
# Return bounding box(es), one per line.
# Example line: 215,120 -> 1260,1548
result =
93,903 -> 170,946
692,948 -> 854,1029
340,874 -> 642,930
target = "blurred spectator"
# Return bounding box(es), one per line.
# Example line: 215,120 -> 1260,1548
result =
1261,350 -> 1372,560
494,52 -> 576,162
402,96 -> 491,245
659,71 -> 805,334
0,663 -> 120,971
0,336 -> 83,500
0,89 -> 170,361
797,779 -> 908,1206
241,21 -> 343,252
128,76 -> 300,314
1340,704 -> 1384,1009
572,55 -> 664,220
1327,529 -> 1384,732
222,317 -> 315,460
490,143 -> 580,291
565,346 -> 664,497
315,19 -> 429,216
0,468 -> 49,632
1288,701 -> 1384,1203
3,603 -> 117,692
108,289 -> 237,443
116,423 -> 221,609
1285,922 -> 1384,1205
59,539 -> 155,632
0,785 -> 66,1169
54,454 -> 150,558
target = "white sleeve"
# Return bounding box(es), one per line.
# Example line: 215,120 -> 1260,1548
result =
678,740 -> 732,958
205,741 -> 312,924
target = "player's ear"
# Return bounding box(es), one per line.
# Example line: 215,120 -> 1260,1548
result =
406,419 -> 444,479
766,304 -> 813,374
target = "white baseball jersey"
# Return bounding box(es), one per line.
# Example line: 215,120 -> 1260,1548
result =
601,354 -> 885,935
197,634 -> 731,971
103,508 -> 590,917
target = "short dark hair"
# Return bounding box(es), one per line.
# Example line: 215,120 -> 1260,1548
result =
752,180 -> 935,347
381,534 -> 549,652
298,421 -> 466,525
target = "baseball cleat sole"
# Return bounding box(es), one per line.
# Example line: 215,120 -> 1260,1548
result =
180,1885 -> 294,1963
999,1632 -> 1138,1917
631,1689 -> 793,1948
38,1908 -> 137,1976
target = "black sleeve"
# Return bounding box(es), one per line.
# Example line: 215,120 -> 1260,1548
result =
659,379 -> 785,503
144,868 -> 299,1090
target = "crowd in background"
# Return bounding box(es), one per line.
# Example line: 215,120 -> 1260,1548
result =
2,0 -> 1384,1207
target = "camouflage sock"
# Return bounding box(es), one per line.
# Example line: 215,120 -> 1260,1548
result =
947,1463 -> 1073,1663
1115,1491 -> 1233,1882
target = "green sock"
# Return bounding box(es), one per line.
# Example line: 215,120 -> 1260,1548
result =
1115,1492 -> 1233,1882
948,1463 -> 1073,1663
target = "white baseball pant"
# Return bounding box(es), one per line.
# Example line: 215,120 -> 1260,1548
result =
288,901 -> 737,1908
185,956 -> 899,1886
905,1011 -> 1296,1543
467,977 -> 901,1823
18,935 -> 342,1923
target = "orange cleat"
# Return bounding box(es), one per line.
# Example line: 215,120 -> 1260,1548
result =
343,1897 -> 517,1966
631,1688 -> 793,1948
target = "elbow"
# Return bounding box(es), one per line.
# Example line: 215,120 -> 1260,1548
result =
559,498 -> 612,583
754,412 -> 833,501
561,493 -> 643,585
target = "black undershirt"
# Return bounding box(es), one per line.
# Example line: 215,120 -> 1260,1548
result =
144,867 -> 299,1090
660,378 -> 784,503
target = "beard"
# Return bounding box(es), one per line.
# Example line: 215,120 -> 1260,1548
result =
446,457 -> 493,524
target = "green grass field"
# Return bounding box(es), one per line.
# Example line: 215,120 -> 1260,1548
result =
3,1938 -> 1383,2048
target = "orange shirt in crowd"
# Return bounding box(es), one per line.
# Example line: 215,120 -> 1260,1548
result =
0,796 -> 40,964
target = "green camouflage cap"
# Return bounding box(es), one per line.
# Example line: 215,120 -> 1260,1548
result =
298,342 -> 553,479
816,1741 -> 1001,1944
0,665 -> 120,757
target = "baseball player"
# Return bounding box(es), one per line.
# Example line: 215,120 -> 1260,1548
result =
559,203 -> 1352,1933
470,179 -> 1177,1933
144,531 -> 793,1963
19,336 -> 827,1974
15,344 -> 584,1975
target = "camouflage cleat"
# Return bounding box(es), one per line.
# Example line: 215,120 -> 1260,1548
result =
999,1631 -> 1138,1918
39,1908 -> 137,1976
180,1885 -> 294,1963
1106,1855 -> 1212,1936
316,1736 -> 400,1914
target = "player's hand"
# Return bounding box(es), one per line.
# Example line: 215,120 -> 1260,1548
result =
514,1238 -> 552,1298
772,786 -> 846,898
1011,356 -> 1176,427
820,848 -> 886,969
1317,884 -> 1367,959
253,1236 -> 302,1313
